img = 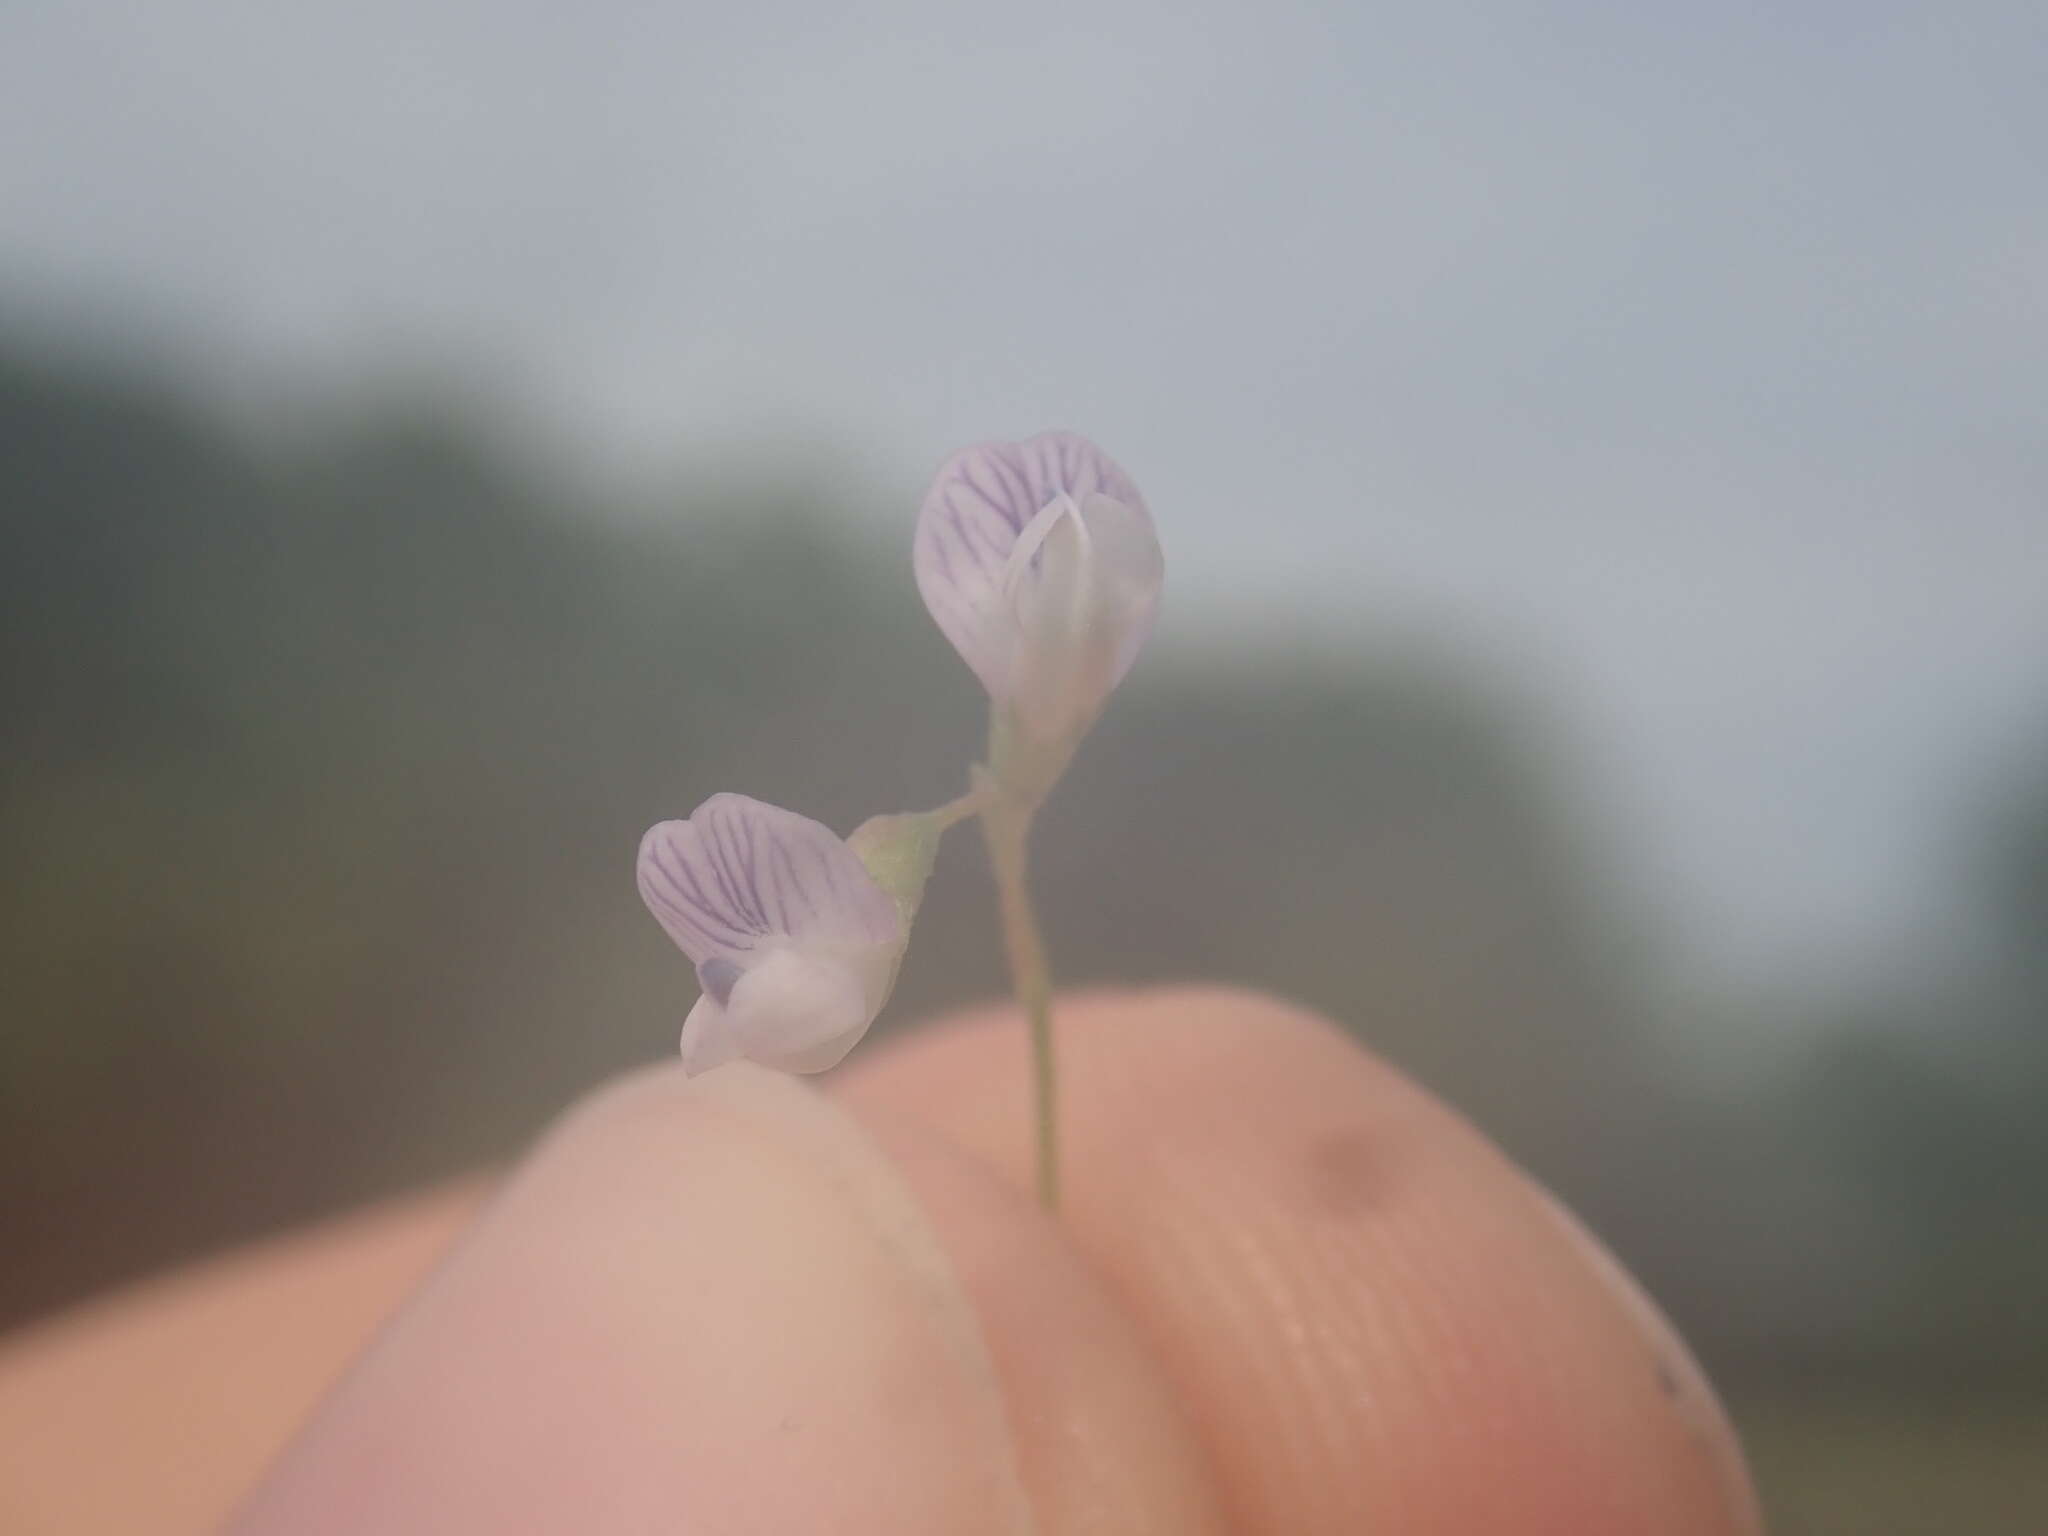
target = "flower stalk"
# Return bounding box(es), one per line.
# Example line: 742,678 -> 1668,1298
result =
980,787 -> 1059,1210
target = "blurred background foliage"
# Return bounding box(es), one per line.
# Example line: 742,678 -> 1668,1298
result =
4,336 -> 2047,1531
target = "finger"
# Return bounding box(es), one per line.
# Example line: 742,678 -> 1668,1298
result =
230,1059 -> 1223,1534
837,985 -> 1763,1536
0,1184 -> 484,1536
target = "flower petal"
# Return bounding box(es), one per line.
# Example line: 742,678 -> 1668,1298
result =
678,947 -> 874,1076
1074,491 -> 1166,686
677,991 -> 744,1075
1002,491 -> 1164,745
637,793 -> 900,965
914,431 -> 1151,701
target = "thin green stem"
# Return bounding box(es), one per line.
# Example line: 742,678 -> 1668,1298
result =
983,799 -> 1058,1210
926,787 -> 993,831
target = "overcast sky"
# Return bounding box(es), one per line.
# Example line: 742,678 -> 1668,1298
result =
5,0 -> 2045,1019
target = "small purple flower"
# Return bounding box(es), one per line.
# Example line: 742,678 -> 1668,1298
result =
637,794 -> 904,1075
914,432 -> 1164,756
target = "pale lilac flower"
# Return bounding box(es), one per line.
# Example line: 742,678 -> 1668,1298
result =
638,794 -> 905,1076
914,432 -> 1164,761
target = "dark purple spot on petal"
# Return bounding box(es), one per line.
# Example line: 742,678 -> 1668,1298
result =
697,955 -> 743,1006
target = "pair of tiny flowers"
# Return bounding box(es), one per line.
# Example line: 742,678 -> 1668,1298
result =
636,431 -> 1164,1075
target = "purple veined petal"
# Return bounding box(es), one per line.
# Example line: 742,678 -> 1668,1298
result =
914,431 -> 1152,703
637,793 -> 900,965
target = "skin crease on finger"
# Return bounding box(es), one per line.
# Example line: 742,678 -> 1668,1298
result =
836,986 -> 1765,1536
864,1117 -> 1230,1535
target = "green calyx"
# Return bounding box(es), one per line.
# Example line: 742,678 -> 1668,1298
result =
846,810 -> 947,933
985,708 -> 1081,810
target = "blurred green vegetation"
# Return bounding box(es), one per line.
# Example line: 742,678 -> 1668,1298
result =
4,342 -> 2045,1530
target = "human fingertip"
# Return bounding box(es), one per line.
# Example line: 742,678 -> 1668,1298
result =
232,1062 -> 1034,1535
845,987 -> 1763,1536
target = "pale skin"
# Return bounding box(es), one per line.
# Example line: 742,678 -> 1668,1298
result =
0,988 -> 1762,1534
